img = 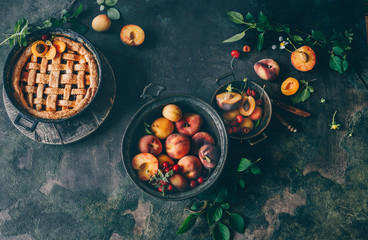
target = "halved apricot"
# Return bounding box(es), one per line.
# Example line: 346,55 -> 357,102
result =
53,40 -> 66,53
291,46 -> 316,72
238,96 -> 256,116
31,41 -> 48,57
45,45 -> 57,60
281,77 -> 299,96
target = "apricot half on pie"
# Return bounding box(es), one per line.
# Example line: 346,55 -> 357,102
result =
11,36 -> 99,120
291,46 -> 316,72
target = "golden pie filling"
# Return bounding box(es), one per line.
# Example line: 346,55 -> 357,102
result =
11,36 -> 99,120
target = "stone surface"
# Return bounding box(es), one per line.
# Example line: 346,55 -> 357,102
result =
0,0 -> 368,239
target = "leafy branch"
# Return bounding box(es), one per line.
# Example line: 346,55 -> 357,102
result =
290,79 -> 316,104
224,11 -> 353,74
97,0 -> 120,20
177,157 -> 261,239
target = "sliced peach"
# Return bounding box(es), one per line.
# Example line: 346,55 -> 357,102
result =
120,24 -> 145,46
238,96 -> 256,116
157,154 -> 175,168
281,77 -> 299,96
45,45 -> 57,60
291,46 -> 316,72
132,153 -> 159,181
216,92 -> 243,111
31,41 -> 48,57
53,40 -> 66,53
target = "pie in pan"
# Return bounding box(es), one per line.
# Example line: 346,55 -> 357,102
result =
11,36 -> 99,120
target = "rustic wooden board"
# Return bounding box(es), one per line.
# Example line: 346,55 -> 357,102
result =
3,50 -> 116,145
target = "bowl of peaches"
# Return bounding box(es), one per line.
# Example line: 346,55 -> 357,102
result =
211,79 -> 272,145
122,95 -> 228,200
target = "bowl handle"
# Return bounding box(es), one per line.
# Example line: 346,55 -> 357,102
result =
215,72 -> 235,86
14,112 -> 38,132
247,132 -> 268,146
140,83 -> 166,99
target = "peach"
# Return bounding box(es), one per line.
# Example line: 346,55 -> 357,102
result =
157,154 -> 175,168
151,117 -> 174,140
175,113 -> 203,137
281,77 -> 299,96
222,109 -> 240,121
162,104 -> 182,122
291,46 -> 316,72
138,135 -> 162,156
165,133 -> 191,159
177,155 -> 202,180
92,14 -> 111,32
132,153 -> 159,181
238,96 -> 256,116
169,174 -> 188,191
249,106 -> 263,121
254,59 -> 280,81
216,92 -> 243,111
239,117 -> 254,130
198,144 -> 220,169
191,132 -> 215,155
120,24 -> 145,46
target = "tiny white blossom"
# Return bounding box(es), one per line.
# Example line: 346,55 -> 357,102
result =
279,41 -> 289,49
272,45 -> 277,50
278,36 -> 284,42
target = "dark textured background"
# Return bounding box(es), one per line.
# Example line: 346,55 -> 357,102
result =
0,0 -> 368,239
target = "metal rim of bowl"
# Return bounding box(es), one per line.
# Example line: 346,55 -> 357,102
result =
2,27 -> 103,123
211,80 -> 272,141
121,94 -> 228,201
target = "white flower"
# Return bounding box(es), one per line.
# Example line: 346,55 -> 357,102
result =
279,41 -> 289,49
272,45 -> 277,50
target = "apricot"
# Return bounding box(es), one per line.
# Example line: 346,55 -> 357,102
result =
132,153 -> 159,181
291,46 -> 316,72
31,41 -> 48,57
281,77 -> 299,96
45,45 -> 57,60
238,96 -> 256,116
151,117 -> 174,140
239,117 -> 254,130
162,104 -> 182,122
92,14 -> 111,32
157,154 -> 175,168
120,24 -> 145,46
53,40 -> 66,53
249,106 -> 263,121
222,109 -> 240,121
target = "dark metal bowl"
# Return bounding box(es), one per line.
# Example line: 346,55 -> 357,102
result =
2,28 -> 102,131
211,80 -> 272,144
122,95 -> 228,201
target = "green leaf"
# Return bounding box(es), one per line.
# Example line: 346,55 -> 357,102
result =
329,55 -> 343,74
312,30 -> 326,42
105,0 -> 117,6
250,166 -> 261,175
245,12 -> 254,22
238,178 -> 245,189
107,7 -> 120,20
230,213 -> 245,233
258,11 -> 268,23
332,46 -> 344,56
292,35 -> 303,42
213,222 -> 230,240
299,88 -> 311,102
176,214 -> 197,234
97,0 -> 105,4
257,32 -> 265,52
214,187 -> 228,203
237,158 -> 252,172
190,201 -> 205,211
221,203 -> 230,210
300,80 -> 307,84
254,119 -> 261,129
342,59 -> 348,72
226,11 -> 245,24
71,22 -> 89,34
71,4 -> 83,18
208,206 -> 223,225
223,30 -> 245,43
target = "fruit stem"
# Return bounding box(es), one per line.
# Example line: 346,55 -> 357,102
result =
332,111 -> 337,124
307,78 -> 317,83
230,56 -> 235,70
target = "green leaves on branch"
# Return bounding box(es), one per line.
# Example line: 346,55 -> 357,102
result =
1,18 -> 29,47
213,222 -> 231,240
223,11 -> 354,74
291,79 -> 315,104
237,158 -> 261,175
97,0 -> 120,20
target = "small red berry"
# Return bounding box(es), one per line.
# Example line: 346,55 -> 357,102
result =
243,45 -> 251,52
41,34 -> 49,41
231,50 -> 240,58
164,168 -> 170,173
226,126 -> 233,135
236,115 -> 244,123
250,90 -> 256,97
162,162 -> 169,168
167,184 -> 173,191
246,88 -> 251,96
241,127 -> 250,134
161,181 -> 168,186
197,177 -> 204,184
158,187 -> 163,192
189,180 -> 197,188
173,164 -> 180,173
256,99 -> 262,105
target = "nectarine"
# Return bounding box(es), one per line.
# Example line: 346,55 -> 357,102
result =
138,135 -> 162,156
165,133 -> 191,159
191,132 -> 215,155
175,113 -> 203,137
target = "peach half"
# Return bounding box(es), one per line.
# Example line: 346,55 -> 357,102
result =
120,24 -> 145,46
281,77 -> 299,96
291,46 -> 316,72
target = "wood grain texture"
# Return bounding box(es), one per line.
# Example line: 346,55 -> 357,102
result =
3,50 -> 116,145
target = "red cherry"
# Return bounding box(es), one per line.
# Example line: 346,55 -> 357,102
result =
246,88 -> 251,96
167,184 -> 173,191
158,187 -> 163,192
250,90 -> 256,97
189,180 -> 197,188
256,99 -> 262,105
164,168 -> 170,173
197,177 -> 204,184
162,162 -> 169,168
41,34 -> 49,41
231,50 -> 240,58
241,127 -> 250,134
236,115 -> 244,123
172,164 -> 180,173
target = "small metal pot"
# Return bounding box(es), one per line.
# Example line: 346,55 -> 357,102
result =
121,95 -> 228,201
3,28 -> 102,131
211,77 -> 272,145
